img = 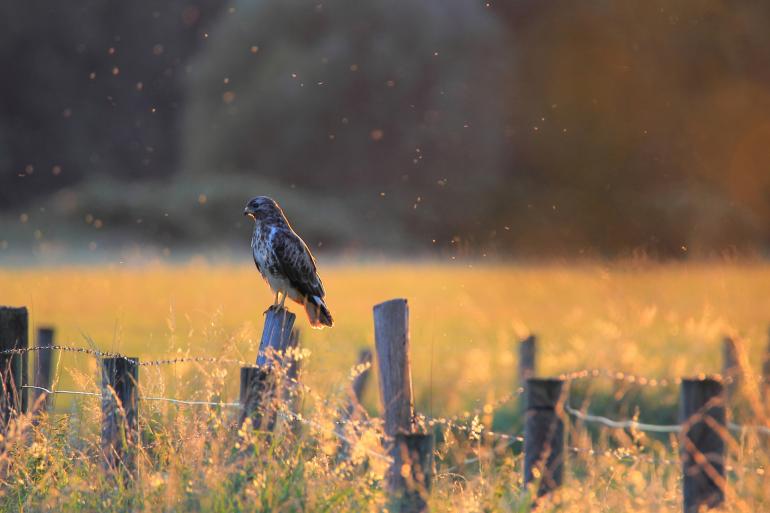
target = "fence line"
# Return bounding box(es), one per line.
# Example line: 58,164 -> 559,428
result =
16,360 -> 770,441
17,385 -> 769,477
5,345 -> 767,388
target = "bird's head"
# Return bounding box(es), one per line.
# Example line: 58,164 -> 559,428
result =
244,196 -> 281,221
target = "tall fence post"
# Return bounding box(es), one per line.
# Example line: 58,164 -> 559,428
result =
389,433 -> 434,513
524,378 -> 565,497
373,299 -> 414,436
101,357 -> 139,479
374,299 -> 433,513
1,306 -> 29,429
33,327 -> 55,412
679,378 -> 725,513
722,337 -> 740,405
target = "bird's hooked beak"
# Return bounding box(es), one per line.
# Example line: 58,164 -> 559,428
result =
244,207 -> 255,218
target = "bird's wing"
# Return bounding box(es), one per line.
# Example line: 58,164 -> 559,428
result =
271,229 -> 325,298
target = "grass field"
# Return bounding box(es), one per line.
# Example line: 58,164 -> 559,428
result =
1,262 -> 769,511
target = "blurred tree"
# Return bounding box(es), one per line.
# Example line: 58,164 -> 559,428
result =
182,0 -> 516,248
3,0 -> 770,257
491,0 -> 770,256
0,0 -> 224,207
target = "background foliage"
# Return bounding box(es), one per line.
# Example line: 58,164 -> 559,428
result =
2,0 -> 770,257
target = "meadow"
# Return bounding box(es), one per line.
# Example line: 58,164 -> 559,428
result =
1,262 -> 769,512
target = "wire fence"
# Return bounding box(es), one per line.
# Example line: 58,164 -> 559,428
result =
5,338 -> 770,477
12,371 -> 770,478
5,343 -> 769,437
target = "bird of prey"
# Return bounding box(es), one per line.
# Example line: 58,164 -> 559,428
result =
244,196 -> 334,328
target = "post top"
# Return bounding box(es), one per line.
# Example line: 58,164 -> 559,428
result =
680,376 -> 723,385
373,298 -> 408,313
526,378 -> 564,409
0,306 -> 28,314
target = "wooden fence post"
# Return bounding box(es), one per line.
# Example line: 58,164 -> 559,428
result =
33,327 -> 55,412
762,329 -> 770,405
374,299 -> 433,511
1,306 -> 28,429
242,306 -> 297,432
722,337 -> 740,404
519,335 -> 536,387
519,335 -> 536,414
239,367 -> 274,430
336,348 -> 373,460
679,378 -> 725,513
389,433 -> 434,513
101,357 -> 139,478
351,348 -> 373,409
257,306 -> 296,367
373,299 -> 414,436
524,378 -> 565,497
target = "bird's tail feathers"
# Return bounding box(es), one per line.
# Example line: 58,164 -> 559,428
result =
305,296 -> 333,329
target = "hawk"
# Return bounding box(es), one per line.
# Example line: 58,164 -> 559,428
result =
244,196 -> 334,328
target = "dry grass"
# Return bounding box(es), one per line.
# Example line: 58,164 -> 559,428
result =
0,262 -> 769,512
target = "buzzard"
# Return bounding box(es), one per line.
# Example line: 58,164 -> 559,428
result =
244,196 -> 334,328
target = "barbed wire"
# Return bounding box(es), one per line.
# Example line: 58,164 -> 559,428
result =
4,344 -> 766,384
565,403 -> 681,433
566,403 -> 770,435
7,345 -> 770,438
0,344 -> 255,367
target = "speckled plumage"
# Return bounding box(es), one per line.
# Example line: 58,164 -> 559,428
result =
244,196 -> 333,328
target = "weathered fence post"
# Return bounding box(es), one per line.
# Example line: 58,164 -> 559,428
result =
762,329 -> 770,405
519,335 -> 536,387
257,306 -> 296,367
374,299 -> 415,436
33,327 -> 55,412
101,357 -> 139,479
351,348 -> 373,409
722,337 -> 740,404
389,433 -> 434,513
1,307 -> 29,429
240,306 -> 297,431
524,378 -> 565,497
519,335 -> 536,414
239,367 -> 273,429
336,348 -> 373,460
374,299 -> 433,512
679,378 -> 725,513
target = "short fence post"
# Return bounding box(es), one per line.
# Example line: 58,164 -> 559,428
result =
388,433 -> 434,513
524,378 -> 565,497
336,348 -> 373,460
351,348 -> 373,409
722,337 -> 740,404
33,327 -> 55,412
257,306 -> 296,367
242,306 -> 297,431
1,306 -> 29,429
762,329 -> 770,405
373,299 -> 415,436
239,367 -> 274,430
101,357 -> 139,479
679,378 -> 725,513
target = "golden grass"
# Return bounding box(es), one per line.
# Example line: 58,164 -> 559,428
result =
1,262 -> 769,512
